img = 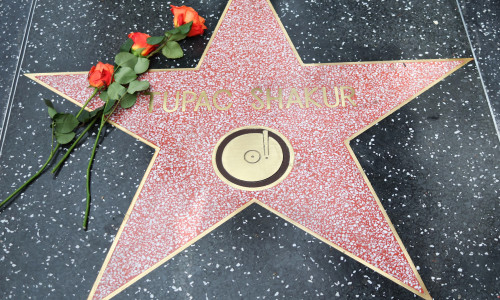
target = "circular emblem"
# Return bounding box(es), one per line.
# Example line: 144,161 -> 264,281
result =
212,126 -> 294,191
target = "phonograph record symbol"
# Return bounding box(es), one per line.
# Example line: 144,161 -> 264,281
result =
26,0 -> 471,298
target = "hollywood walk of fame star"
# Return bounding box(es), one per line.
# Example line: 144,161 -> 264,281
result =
26,0 -> 471,298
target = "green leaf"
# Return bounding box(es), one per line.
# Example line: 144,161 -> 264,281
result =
131,47 -> 145,57
165,22 -> 192,41
114,67 -> 137,84
178,21 -> 193,35
115,52 -> 138,68
127,80 -> 150,94
146,36 -> 164,45
48,107 -> 57,118
54,113 -> 79,134
120,93 -> 138,109
162,41 -> 183,59
107,82 -> 127,100
77,110 -> 92,123
166,27 -> 180,35
119,38 -> 134,53
55,131 -> 76,144
44,99 -> 57,118
169,33 -> 188,42
104,99 -> 117,115
99,91 -> 109,102
134,57 -> 149,74
44,99 -> 55,108
90,106 -> 104,118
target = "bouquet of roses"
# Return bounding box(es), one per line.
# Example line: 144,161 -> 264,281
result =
1,5 -> 207,229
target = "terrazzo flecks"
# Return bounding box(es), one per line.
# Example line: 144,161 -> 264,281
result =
458,0 -> 500,129
0,74 -> 156,299
2,0 -> 498,299
117,203 -> 418,299
0,0 -> 33,138
350,62 -> 500,299
270,0 -> 471,63
30,0 -> 469,298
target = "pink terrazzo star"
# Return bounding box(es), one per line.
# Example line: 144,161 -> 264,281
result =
28,0 -> 471,298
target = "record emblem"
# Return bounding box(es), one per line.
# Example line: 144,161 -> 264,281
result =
213,126 -> 294,191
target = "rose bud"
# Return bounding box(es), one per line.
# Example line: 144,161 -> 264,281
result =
128,32 -> 158,57
88,62 -> 114,88
170,5 -> 207,37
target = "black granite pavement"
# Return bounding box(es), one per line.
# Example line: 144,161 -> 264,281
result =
1,0 -> 498,299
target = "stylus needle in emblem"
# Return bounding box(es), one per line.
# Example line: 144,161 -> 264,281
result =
263,129 -> 269,158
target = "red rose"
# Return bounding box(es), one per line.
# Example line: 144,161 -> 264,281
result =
88,62 -> 114,88
128,32 -> 158,57
170,5 -> 207,37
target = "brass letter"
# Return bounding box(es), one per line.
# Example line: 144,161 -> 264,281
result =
195,91 -> 212,111
163,91 -> 180,113
286,88 -> 304,108
213,89 -> 233,111
144,91 -> 161,113
182,91 -> 197,112
266,88 -> 283,109
251,88 -> 265,110
305,87 -> 321,108
322,87 -> 339,108
341,86 -> 356,107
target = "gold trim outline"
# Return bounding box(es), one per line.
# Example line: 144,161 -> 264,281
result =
102,199 -> 259,299
344,57 -> 473,300
23,0 -> 474,298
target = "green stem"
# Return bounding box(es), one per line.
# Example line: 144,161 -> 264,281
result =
50,122 -> 55,153
146,37 -> 171,59
0,145 -> 60,209
51,117 -> 98,174
82,92 -> 126,229
83,113 -> 106,230
49,88 -> 99,174
1,88 -> 99,210
103,102 -> 120,123
76,88 -> 99,119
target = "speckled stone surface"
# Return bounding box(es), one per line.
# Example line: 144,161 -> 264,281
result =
351,62 -> 499,299
0,0 -> 34,140
458,0 -> 500,129
0,0 -> 498,299
118,203 -> 420,299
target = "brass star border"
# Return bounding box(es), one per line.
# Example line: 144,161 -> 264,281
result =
25,0 -> 472,299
